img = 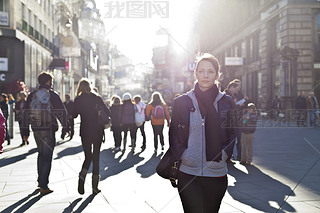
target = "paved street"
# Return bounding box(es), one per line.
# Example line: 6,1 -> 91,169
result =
0,119 -> 320,213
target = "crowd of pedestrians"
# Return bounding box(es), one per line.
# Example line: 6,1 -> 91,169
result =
0,52 -> 319,212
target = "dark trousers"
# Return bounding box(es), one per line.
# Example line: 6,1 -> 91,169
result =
296,110 -> 306,126
122,123 -> 137,141
152,125 -> 164,150
34,131 -> 55,189
235,128 -> 242,160
4,121 -> 10,143
137,122 -> 146,147
81,137 -> 102,175
112,126 -> 122,148
178,172 -> 227,213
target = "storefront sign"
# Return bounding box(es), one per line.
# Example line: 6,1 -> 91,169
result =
0,11 -> 9,26
0,74 -> 5,81
225,57 -> 243,66
0,58 -> 8,71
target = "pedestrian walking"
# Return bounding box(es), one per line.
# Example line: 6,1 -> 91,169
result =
110,95 -> 122,151
15,91 -> 29,146
0,109 -> 6,154
121,93 -> 137,150
240,103 -> 258,165
0,94 -> 10,145
306,91 -> 319,126
295,91 -> 307,127
133,95 -> 147,149
224,82 -> 242,161
61,94 -> 74,140
168,53 -> 236,213
22,71 -> 69,196
146,91 -> 170,152
272,95 -> 281,120
73,78 -> 111,195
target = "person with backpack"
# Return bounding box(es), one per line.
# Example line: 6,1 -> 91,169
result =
133,95 -> 147,149
110,95 -> 122,151
0,108 -> 6,154
0,94 -> 10,145
146,91 -> 170,152
22,72 -> 70,196
73,78 -> 111,195
121,93 -> 137,150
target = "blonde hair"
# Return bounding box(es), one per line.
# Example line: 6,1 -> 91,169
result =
76,78 -> 92,97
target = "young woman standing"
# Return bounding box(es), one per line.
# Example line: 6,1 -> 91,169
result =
168,53 -> 236,213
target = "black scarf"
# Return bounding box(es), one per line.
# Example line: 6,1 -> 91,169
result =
194,83 -> 223,162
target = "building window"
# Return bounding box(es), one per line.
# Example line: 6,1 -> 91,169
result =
271,19 -> 281,52
43,0 -> 46,12
273,66 -> 281,98
0,0 -> 3,11
48,0 -> 50,16
241,41 -> 246,58
39,20 -> 42,34
314,13 -> 320,62
28,9 -> 32,25
22,3 -> 26,20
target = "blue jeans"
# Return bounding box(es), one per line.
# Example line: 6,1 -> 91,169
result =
34,131 -> 55,189
309,110 -> 318,126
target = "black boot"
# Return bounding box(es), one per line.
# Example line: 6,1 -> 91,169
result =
92,175 -> 101,195
78,169 -> 87,195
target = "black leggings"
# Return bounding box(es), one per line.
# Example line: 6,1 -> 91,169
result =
152,125 -> 164,149
81,138 -> 102,175
178,172 -> 227,213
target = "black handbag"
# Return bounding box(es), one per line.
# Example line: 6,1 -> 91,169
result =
156,149 -> 181,188
96,99 -> 111,129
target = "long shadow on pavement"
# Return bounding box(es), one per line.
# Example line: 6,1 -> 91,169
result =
228,163 -> 296,213
62,198 -> 82,213
0,148 -> 37,168
136,152 -> 163,178
100,148 -> 144,181
61,195 -> 96,213
54,145 -> 83,160
1,189 -> 41,213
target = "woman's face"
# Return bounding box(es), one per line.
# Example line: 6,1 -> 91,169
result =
195,60 -> 218,91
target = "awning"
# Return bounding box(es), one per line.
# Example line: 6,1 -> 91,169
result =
48,58 -> 66,70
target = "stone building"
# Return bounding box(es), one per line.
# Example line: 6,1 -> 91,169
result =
0,0 -> 55,92
196,0 -> 320,110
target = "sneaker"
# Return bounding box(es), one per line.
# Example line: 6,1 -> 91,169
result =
40,188 -> 53,196
114,147 -> 120,151
161,146 -> 164,150
20,142 -> 25,147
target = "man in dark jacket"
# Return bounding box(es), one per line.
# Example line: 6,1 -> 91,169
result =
22,72 -> 69,196
61,94 -> 74,140
295,91 -> 307,127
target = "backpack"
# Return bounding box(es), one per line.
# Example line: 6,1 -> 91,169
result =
153,105 -> 165,119
29,88 -> 52,127
134,105 -> 144,127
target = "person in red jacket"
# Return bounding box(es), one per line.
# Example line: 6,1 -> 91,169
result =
0,108 -> 7,154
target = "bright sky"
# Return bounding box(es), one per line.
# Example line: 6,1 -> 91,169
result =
96,0 -> 200,64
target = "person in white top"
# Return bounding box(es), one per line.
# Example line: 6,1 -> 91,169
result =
133,95 -> 147,149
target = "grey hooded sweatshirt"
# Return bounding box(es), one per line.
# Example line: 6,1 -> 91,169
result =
179,90 -> 229,177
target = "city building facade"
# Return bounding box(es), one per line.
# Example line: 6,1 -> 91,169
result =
196,0 -> 320,110
0,0 -> 55,94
